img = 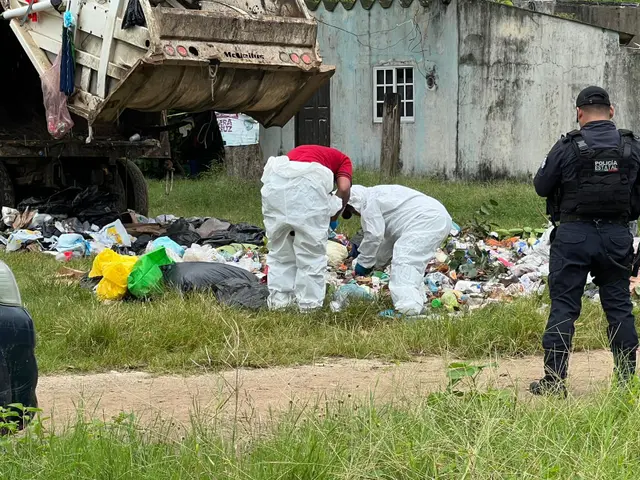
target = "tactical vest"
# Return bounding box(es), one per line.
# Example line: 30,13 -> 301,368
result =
559,129 -> 635,221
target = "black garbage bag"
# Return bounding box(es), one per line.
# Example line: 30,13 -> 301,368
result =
162,262 -> 257,293
166,219 -> 200,247
72,186 -> 120,227
17,186 -> 120,227
201,223 -> 265,248
121,0 -> 146,29
215,278 -> 268,310
18,187 -> 81,215
131,234 -> 154,254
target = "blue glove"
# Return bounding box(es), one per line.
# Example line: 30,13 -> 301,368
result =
354,263 -> 372,277
330,220 -> 339,231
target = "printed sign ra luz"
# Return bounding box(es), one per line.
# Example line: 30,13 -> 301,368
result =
215,112 -> 259,147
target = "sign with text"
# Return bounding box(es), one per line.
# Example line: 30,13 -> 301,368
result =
215,113 -> 259,147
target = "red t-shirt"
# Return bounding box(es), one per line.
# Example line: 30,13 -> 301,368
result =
287,145 -> 353,182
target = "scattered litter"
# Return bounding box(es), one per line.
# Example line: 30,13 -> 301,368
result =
54,266 -> 87,285
147,236 -> 185,258
183,244 -> 226,263
3,196 -> 620,314
91,220 -> 131,248
55,233 -> 88,256
330,283 -> 375,312
7,230 -> 42,253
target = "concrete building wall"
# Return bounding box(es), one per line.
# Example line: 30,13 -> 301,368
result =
260,0 -> 640,178
261,0 -> 459,175
554,2 -> 640,37
457,0 -> 625,178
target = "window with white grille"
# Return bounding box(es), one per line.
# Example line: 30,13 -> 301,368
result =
373,66 -> 415,123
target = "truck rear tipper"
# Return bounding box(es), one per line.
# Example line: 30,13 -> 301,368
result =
0,0 -> 334,215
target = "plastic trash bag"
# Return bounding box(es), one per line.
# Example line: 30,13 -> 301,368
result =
183,244 -> 225,263
29,213 -> 53,229
327,241 -> 348,268
6,230 -> 43,253
214,278 -> 268,310
163,262 -> 257,293
128,247 -> 174,298
166,219 -> 200,247
145,238 -> 183,263
90,219 -> 132,248
89,249 -> 138,301
1,207 -> 18,227
329,283 -> 374,312
201,223 -> 265,247
147,236 -> 184,257
121,0 -> 146,29
55,233 -> 88,256
196,218 -> 230,238
40,53 -> 74,139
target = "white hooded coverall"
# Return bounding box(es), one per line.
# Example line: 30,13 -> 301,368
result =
261,156 -> 342,311
349,185 -> 452,316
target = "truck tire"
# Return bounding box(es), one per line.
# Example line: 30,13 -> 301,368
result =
0,162 -> 15,208
116,160 -> 149,216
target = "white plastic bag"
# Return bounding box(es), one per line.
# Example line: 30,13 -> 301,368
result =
6,230 -> 43,252
1,207 -> 18,227
90,220 -> 132,247
183,244 -> 225,263
326,241 -> 348,268
41,53 -> 74,139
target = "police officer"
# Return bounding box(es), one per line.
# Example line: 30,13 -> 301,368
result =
532,86 -> 640,396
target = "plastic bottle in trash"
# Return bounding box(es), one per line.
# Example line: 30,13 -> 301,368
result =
431,298 -> 443,308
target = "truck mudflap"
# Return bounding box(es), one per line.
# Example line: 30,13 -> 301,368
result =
1,0 -> 336,127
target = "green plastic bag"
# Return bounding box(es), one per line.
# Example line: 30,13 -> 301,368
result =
127,247 -> 174,298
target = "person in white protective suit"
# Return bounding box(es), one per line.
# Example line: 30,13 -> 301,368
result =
343,185 -> 452,316
261,145 -> 353,311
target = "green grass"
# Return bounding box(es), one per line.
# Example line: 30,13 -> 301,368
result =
1,173 -> 617,374
5,387 -> 640,478
1,173 -> 635,478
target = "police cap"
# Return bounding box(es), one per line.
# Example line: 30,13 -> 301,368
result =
576,86 -> 611,107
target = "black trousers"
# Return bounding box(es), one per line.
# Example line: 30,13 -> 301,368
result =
543,222 -> 639,381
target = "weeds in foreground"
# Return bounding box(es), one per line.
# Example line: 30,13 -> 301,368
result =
1,369 -> 640,478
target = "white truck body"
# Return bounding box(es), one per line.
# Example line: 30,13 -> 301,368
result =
1,0 -> 335,127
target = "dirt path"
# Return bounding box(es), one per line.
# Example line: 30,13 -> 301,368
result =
37,351 -> 614,428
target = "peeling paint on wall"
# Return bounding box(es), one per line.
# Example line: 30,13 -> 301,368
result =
260,0 -> 640,179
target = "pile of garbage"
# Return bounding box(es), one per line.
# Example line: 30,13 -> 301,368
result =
0,193 -> 272,308
326,223 -> 559,315
3,189 -> 631,315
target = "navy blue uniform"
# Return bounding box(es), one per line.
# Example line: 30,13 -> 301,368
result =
534,120 -> 640,382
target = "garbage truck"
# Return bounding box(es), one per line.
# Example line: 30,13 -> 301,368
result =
0,0 -> 334,215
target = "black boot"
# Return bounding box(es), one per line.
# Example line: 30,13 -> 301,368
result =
529,376 -> 567,398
